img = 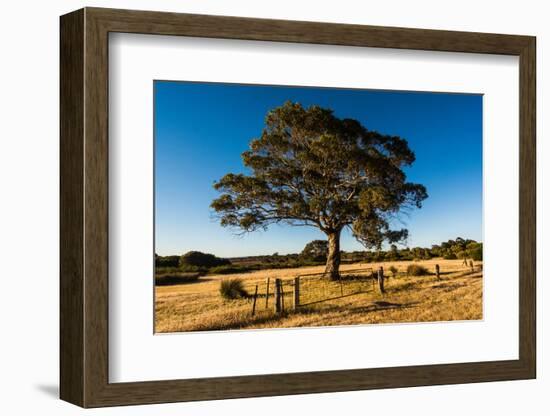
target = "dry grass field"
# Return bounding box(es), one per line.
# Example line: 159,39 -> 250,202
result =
155,258 -> 482,333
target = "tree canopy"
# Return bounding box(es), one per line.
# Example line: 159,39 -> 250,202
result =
211,101 -> 427,278
301,240 -> 329,262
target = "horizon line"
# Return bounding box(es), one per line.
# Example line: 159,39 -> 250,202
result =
155,236 -> 483,258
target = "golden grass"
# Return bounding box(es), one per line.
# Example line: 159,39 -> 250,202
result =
155,259 -> 482,333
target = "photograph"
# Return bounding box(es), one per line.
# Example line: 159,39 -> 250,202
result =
153,81 -> 483,333
52,5 -> 537,409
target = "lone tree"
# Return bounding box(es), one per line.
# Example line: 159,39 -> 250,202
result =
211,102 -> 427,279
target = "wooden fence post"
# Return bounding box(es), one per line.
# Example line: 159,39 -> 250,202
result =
377,266 -> 385,294
294,277 -> 300,310
251,285 -> 258,316
435,264 -> 440,280
280,280 -> 285,312
265,277 -> 270,309
469,260 -> 474,272
274,278 -> 282,313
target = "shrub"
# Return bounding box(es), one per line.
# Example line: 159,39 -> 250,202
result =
154,266 -> 181,275
385,252 -> 398,261
467,243 -> 483,261
155,255 -> 180,268
300,240 -> 328,262
155,272 -> 201,286
469,246 -> 483,261
219,278 -> 249,300
443,253 -> 457,260
389,265 -> 398,277
406,264 -> 429,276
179,251 -> 231,268
209,265 -> 252,275
178,264 -> 208,275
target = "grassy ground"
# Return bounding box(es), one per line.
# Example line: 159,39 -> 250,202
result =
155,258 -> 482,333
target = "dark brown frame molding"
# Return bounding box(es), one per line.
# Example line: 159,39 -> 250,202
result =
60,7 -> 536,408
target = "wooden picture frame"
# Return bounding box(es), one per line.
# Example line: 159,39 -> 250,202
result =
60,7 -> 536,408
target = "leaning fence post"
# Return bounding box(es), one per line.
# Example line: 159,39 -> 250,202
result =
251,285 -> 259,316
265,277 -> 270,309
274,278 -> 282,313
377,266 -> 385,294
435,264 -> 440,280
294,277 -> 300,310
469,260 -> 474,272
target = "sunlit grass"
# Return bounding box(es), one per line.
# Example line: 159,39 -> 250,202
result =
155,259 -> 482,333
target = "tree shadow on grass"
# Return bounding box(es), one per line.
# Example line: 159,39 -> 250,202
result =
187,311 -> 287,332
387,281 -> 418,294
155,277 -> 216,287
187,297 -> 420,332
297,300 -> 420,317
431,282 -> 466,289
345,300 -> 421,315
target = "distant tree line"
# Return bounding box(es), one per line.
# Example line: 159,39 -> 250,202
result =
351,237 -> 482,263
155,249 -> 327,276
155,251 -> 230,273
155,237 -> 482,276
299,237 -> 482,263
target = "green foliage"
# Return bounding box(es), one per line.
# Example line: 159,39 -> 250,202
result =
301,240 -> 328,262
155,254 -> 180,268
439,237 -> 477,260
219,278 -> 249,300
389,265 -> 398,276
406,264 -> 429,276
178,264 -> 208,274
155,236 -> 483,278
467,242 -> 483,261
211,101 -> 427,278
179,251 -> 230,268
410,247 -> 432,260
209,265 -> 253,275
155,272 -> 201,286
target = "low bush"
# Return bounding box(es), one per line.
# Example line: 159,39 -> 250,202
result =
178,264 -> 208,275
155,255 -> 180,268
155,272 -> 201,286
154,266 -> 180,275
468,244 -> 483,261
208,264 -> 253,275
406,264 -> 429,276
179,251 -> 230,268
389,265 -> 398,277
219,278 -> 249,300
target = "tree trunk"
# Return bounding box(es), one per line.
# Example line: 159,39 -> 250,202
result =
325,229 -> 341,280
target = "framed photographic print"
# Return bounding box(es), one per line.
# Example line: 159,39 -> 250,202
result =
60,7 -> 536,408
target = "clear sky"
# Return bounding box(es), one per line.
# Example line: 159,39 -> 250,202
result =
154,81 -> 482,257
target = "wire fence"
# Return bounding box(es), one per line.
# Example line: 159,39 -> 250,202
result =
242,262 -> 482,316
296,268 -> 375,306
242,268 -> 377,315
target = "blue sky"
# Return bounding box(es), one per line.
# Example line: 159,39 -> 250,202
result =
154,81 -> 482,257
